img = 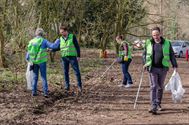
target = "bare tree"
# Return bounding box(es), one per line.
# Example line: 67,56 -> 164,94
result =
0,0 -> 8,68
0,18 -> 7,68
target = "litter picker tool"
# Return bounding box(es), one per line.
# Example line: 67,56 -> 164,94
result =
89,59 -> 117,91
134,69 -> 144,109
100,59 -> 117,79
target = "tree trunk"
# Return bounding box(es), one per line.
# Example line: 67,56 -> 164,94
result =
0,0 -> 8,67
114,1 -> 121,55
0,25 -> 7,68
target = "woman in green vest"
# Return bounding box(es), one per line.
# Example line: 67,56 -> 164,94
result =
116,35 -> 133,88
143,27 -> 178,115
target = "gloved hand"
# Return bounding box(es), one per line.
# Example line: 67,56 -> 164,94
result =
47,48 -> 52,52
123,56 -> 128,61
143,64 -> 150,71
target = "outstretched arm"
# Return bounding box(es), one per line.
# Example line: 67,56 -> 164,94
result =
132,41 -> 144,49
45,39 -> 60,51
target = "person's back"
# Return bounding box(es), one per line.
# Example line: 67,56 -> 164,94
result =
26,28 -> 59,97
28,37 -> 47,64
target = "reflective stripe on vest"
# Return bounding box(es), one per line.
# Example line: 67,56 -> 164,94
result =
60,34 -> 77,57
118,41 -> 132,59
29,49 -> 47,56
27,37 -> 48,64
145,39 -> 170,67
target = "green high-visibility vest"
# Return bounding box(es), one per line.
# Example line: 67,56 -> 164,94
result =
145,39 -> 170,67
27,37 -> 47,64
118,41 -> 132,59
60,34 -> 77,57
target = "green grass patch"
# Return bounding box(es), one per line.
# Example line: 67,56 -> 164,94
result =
0,69 -> 24,91
80,58 -> 104,74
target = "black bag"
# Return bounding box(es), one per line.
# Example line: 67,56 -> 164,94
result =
29,64 -> 34,71
116,56 -> 124,63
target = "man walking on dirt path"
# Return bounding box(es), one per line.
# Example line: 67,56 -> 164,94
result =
116,35 -> 133,88
26,28 -> 59,98
52,25 -> 82,94
143,27 -> 178,115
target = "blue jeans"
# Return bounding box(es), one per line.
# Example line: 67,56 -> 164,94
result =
32,62 -> 48,95
121,59 -> 133,85
61,56 -> 82,90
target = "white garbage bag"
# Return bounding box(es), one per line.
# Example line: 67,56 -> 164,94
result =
26,62 -> 33,90
165,71 -> 185,103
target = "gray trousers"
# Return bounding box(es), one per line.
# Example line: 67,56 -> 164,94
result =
149,67 -> 168,109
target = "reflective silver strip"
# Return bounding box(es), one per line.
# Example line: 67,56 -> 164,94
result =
29,50 -> 47,55
36,56 -> 48,60
61,50 -> 77,53
34,56 -> 48,61
163,59 -> 170,62
146,55 -> 151,58
60,46 -> 75,49
146,59 -> 151,61
164,53 -> 169,56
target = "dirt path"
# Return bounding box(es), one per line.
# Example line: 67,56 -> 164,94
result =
0,56 -> 189,125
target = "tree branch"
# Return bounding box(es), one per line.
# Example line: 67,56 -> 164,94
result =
126,32 -> 151,38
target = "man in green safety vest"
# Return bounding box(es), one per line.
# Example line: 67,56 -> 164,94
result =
52,25 -> 82,94
143,27 -> 178,115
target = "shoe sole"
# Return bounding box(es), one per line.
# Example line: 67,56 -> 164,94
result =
152,112 -> 158,115
124,86 -> 132,88
148,109 -> 157,115
32,94 -> 38,96
158,108 -> 164,111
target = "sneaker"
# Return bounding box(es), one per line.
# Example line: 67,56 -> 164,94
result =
43,93 -> 49,98
77,87 -> 83,96
32,93 -> 38,97
148,109 -> 157,115
157,104 -> 162,111
78,87 -> 82,93
118,84 -> 126,87
125,84 -> 132,88
148,108 -> 153,112
64,87 -> 70,91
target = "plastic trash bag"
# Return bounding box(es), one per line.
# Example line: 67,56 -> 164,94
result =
165,71 -> 185,103
26,62 -> 33,90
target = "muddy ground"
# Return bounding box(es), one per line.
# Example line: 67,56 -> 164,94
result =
0,50 -> 189,125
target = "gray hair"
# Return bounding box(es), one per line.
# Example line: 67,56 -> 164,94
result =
35,28 -> 45,36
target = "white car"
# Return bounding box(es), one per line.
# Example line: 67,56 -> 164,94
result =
171,40 -> 189,57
